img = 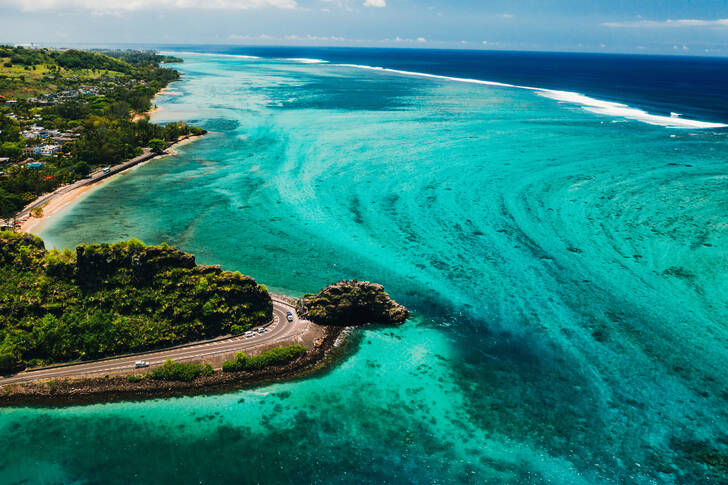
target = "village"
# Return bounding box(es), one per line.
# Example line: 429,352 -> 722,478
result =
0,46 -> 197,229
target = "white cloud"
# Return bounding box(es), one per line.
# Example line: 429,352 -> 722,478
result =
0,0 -> 298,12
362,0 -> 385,7
319,0 -> 353,12
228,33 -> 274,40
602,18 -> 728,28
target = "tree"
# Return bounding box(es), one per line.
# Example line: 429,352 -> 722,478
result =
149,138 -> 166,154
0,142 -> 21,160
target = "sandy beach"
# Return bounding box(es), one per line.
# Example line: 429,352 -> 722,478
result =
19,184 -> 98,234
131,85 -> 172,121
18,134 -> 204,235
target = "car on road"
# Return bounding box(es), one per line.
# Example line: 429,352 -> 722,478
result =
258,327 -> 266,334
135,360 -> 150,368
286,312 -> 294,322
245,331 -> 255,338
102,167 -> 111,174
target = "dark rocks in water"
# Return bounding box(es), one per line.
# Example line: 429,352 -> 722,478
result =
296,280 -> 409,326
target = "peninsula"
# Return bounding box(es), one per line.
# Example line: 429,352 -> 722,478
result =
0,232 -> 409,405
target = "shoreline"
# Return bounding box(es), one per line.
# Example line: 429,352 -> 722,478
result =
0,326 -> 348,407
18,134 -> 204,235
131,85 -> 171,121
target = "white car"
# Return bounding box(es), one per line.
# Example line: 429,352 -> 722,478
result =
258,327 -> 266,334
102,167 -> 111,174
245,331 -> 255,338
134,360 -> 150,368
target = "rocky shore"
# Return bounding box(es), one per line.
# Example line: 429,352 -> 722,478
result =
0,275 -> 408,407
0,326 -> 345,407
297,280 -> 409,326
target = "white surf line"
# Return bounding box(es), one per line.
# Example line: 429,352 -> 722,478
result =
335,63 -> 728,129
160,51 -> 261,60
284,58 -> 329,64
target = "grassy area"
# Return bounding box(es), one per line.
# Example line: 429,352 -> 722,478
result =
0,58 -> 126,98
149,359 -> 214,382
222,345 -> 308,373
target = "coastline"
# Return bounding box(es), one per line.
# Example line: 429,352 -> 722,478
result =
19,183 -> 98,234
0,325 -> 348,407
18,134 -> 204,236
131,85 -> 171,121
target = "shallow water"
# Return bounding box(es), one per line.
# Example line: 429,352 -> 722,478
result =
4,54 -> 728,483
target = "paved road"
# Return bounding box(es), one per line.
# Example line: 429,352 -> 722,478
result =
10,148 -> 156,224
6,135 -> 199,226
0,299 -> 310,385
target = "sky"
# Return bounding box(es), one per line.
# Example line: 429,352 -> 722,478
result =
1,0 -> 728,56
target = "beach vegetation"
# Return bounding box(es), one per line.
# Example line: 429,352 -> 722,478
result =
222,345 -> 307,373
149,138 -> 166,154
148,359 -> 214,382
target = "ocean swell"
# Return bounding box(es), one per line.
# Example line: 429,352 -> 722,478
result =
336,63 -> 728,129
285,58 -> 329,64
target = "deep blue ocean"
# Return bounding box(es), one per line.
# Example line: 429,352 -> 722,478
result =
155,46 -> 728,124
3,47 -> 728,484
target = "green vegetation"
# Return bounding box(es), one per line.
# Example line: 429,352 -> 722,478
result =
94,50 -> 183,66
0,46 -> 206,220
222,345 -> 307,372
296,280 -> 409,326
148,138 -> 166,154
0,231 -> 272,373
148,359 -> 214,382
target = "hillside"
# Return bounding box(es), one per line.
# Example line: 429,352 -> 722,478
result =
0,46 -> 204,222
0,232 -> 272,372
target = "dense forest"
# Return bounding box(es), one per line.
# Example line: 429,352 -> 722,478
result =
0,47 -> 204,220
0,232 -> 272,373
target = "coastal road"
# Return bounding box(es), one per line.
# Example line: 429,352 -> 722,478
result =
0,299 -> 311,385
7,135 -> 199,226
12,148 -> 156,223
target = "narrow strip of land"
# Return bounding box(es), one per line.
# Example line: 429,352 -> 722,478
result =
0,299 -> 310,385
6,134 -> 202,231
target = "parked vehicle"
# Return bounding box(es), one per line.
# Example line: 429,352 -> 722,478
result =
245,331 -> 255,338
135,360 -> 150,368
258,327 -> 266,334
102,167 -> 111,174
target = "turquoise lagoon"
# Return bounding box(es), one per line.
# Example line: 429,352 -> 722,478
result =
2,54 -> 728,483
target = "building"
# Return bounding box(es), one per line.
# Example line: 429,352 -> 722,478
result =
38,145 -> 60,157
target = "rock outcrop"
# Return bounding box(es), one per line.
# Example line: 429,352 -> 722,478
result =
296,280 -> 408,326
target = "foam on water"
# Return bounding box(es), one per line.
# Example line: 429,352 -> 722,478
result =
161,51 -> 261,60
336,63 -> 728,129
284,58 -> 329,64
6,52 -> 728,484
